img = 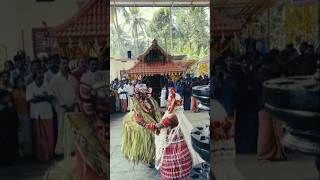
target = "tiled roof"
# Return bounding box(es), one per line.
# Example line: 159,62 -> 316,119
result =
127,40 -> 185,76
212,0 -> 278,27
51,0 -> 107,40
173,60 -> 197,69
126,61 -> 185,76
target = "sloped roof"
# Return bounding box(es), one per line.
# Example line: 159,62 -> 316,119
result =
126,61 -> 185,76
126,40 -> 185,76
137,39 -> 170,62
51,0 -> 107,40
212,10 -> 242,36
173,59 -> 197,68
212,0 -> 278,25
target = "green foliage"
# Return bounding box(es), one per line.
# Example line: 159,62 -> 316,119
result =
111,24 -> 131,58
110,7 -> 209,60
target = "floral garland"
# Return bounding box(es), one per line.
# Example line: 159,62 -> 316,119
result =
121,97 -> 162,164
211,118 -> 233,141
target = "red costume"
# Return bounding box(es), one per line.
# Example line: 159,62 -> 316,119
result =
136,88 -> 199,180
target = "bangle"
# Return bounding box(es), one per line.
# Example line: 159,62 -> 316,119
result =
161,117 -> 171,128
142,122 -> 147,128
145,123 -> 156,131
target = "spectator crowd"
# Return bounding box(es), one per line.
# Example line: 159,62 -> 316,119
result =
0,50 -> 107,165
213,41 -> 319,161
109,74 -> 210,114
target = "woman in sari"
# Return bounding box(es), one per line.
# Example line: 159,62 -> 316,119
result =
12,76 -> 31,156
256,54 -> 286,161
135,88 -> 203,179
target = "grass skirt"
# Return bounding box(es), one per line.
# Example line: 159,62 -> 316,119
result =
121,112 -> 156,164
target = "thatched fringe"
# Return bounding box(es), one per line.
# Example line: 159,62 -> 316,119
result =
121,112 -> 156,164
121,98 -> 162,165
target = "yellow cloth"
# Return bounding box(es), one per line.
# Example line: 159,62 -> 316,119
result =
12,89 -> 29,116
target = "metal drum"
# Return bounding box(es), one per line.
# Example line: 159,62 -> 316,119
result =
190,84 -> 211,179
189,162 -> 210,180
263,75 -> 320,176
192,85 -> 210,109
191,125 -> 210,162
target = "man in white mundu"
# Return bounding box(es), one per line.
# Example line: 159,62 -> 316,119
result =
118,82 -> 128,113
79,58 -> 100,117
127,81 -> 135,111
50,59 -> 79,155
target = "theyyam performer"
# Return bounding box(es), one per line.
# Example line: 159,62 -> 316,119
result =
121,84 -> 162,165
211,99 -> 244,180
135,88 -> 204,179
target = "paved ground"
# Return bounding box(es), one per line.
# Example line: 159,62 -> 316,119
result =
235,154 -> 318,180
110,110 -> 319,180
0,110 -> 318,180
110,110 -> 210,180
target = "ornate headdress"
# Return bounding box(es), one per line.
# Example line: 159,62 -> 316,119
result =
134,84 -> 152,100
167,88 -> 183,113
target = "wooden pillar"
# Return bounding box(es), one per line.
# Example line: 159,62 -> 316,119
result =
170,5 -> 173,54
210,0 -> 214,64
267,0 -> 271,50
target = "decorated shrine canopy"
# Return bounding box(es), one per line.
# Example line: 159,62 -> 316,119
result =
51,0 -> 108,42
48,0 -> 108,59
173,59 -> 197,70
211,0 -> 278,36
212,0 -> 278,23
126,40 -> 185,78
111,0 -> 209,7
212,11 -> 242,36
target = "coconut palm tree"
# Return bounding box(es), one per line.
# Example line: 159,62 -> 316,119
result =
124,7 -> 148,56
110,7 -> 129,27
111,23 -> 132,58
110,7 -> 131,57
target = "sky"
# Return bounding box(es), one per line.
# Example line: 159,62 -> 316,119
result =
117,7 -> 161,29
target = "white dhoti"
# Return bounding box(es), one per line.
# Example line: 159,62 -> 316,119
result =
55,107 -> 77,155
160,89 -> 167,108
115,96 -> 120,112
127,96 -> 133,111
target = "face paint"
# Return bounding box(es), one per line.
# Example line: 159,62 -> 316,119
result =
135,87 -> 153,112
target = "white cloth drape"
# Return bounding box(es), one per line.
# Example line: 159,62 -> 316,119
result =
212,100 -> 244,180
154,106 -> 204,170
160,89 -> 167,108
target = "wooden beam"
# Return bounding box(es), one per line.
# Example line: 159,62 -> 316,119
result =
111,0 -> 209,7
267,0 -> 271,49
